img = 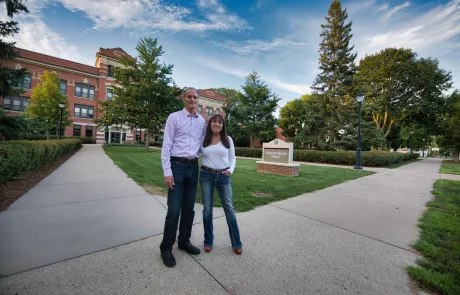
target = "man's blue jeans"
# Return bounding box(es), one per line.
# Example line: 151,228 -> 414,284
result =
200,170 -> 242,249
160,160 -> 198,252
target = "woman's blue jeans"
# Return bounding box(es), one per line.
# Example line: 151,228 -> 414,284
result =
200,169 -> 242,249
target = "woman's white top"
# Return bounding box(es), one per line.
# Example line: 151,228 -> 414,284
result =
200,136 -> 236,174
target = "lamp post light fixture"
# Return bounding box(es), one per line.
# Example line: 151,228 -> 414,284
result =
354,92 -> 364,170
58,102 -> 65,139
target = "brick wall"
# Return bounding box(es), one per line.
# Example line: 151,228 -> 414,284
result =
0,58 -> 102,139
256,163 -> 299,177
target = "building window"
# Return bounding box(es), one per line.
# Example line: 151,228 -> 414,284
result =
74,104 -> 94,119
108,65 -> 114,77
2,96 -> 29,112
75,83 -> 95,99
85,126 -> 93,137
22,72 -> 31,89
73,125 -> 81,136
206,106 -> 213,117
198,104 -> 202,114
216,108 -> 220,115
60,80 -> 67,95
106,88 -> 113,101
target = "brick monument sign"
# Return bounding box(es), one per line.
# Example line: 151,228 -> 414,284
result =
256,139 -> 300,177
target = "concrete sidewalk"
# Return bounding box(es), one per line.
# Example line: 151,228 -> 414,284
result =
0,144 -> 224,277
0,150 -> 441,294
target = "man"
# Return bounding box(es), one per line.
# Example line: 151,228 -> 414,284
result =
160,87 -> 206,267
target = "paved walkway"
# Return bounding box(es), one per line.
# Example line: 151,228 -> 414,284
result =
0,146 -> 445,294
0,145 -> 224,277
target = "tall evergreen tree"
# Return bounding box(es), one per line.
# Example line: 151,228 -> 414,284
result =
309,0 -> 357,150
224,72 -> 280,148
0,0 -> 29,97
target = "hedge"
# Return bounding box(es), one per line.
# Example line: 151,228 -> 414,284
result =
17,135 -> 96,144
0,139 -> 82,183
235,147 -> 419,167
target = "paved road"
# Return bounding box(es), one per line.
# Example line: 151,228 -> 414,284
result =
1,146 -> 441,294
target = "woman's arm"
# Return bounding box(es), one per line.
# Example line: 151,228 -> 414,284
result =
228,136 -> 236,174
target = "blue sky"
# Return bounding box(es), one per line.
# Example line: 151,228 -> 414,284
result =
3,0 -> 460,115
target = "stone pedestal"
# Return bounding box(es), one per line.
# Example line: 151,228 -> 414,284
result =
256,161 -> 300,177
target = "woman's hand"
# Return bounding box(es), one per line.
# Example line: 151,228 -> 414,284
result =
222,170 -> 231,176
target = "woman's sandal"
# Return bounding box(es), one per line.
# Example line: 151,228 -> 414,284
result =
233,247 -> 242,255
204,246 -> 212,253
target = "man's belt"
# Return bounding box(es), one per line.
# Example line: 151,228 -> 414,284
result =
200,165 -> 229,174
170,156 -> 198,164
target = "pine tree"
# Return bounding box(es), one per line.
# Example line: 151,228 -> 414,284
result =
225,72 -> 280,148
0,0 -> 29,97
310,0 -> 357,150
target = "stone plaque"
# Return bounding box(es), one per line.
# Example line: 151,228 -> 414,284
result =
261,139 -> 294,164
256,139 -> 299,176
263,148 -> 290,164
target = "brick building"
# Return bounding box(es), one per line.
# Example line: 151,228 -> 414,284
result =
0,47 -> 227,144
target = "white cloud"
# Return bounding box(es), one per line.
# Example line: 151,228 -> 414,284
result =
1,0 -> 93,65
380,1 -> 411,22
209,38 -> 305,55
56,0 -> 250,33
198,57 -> 311,95
9,22 -> 94,65
365,0 -> 460,54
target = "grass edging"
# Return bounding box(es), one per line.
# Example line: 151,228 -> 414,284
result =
407,179 -> 460,295
439,161 -> 460,175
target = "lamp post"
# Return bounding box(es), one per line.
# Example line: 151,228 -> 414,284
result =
354,92 -> 364,170
423,138 -> 426,157
410,131 -> 414,153
58,102 -> 65,139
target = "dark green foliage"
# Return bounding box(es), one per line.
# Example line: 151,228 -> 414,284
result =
234,147 -> 418,166
0,139 -> 82,183
0,0 -> 29,97
223,72 -> 280,147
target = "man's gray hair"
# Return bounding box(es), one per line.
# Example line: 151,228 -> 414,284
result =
183,87 -> 199,99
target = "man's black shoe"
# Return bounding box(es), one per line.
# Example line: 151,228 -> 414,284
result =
161,251 -> 176,267
178,242 -> 201,255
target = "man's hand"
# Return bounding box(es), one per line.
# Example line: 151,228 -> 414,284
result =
222,170 -> 231,176
164,176 -> 175,190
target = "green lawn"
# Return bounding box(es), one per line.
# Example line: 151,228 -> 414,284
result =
408,179 -> 460,295
440,161 -> 460,175
103,146 -> 374,212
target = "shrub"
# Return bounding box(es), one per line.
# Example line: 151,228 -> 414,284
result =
16,135 -> 96,144
235,147 -> 263,158
0,139 -> 82,183
234,148 -> 419,167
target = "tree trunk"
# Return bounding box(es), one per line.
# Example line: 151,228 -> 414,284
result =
251,135 -> 254,148
46,130 -> 50,140
454,151 -> 459,162
145,129 -> 150,152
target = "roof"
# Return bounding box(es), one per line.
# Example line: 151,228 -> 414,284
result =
97,47 -> 134,61
198,89 -> 227,102
13,48 -> 99,75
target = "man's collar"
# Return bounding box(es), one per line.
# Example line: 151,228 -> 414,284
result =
183,108 -> 199,117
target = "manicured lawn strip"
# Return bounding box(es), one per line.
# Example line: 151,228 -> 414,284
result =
439,161 -> 460,175
104,146 -> 374,212
408,179 -> 460,295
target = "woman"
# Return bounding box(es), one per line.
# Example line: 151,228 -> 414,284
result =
200,114 -> 242,255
